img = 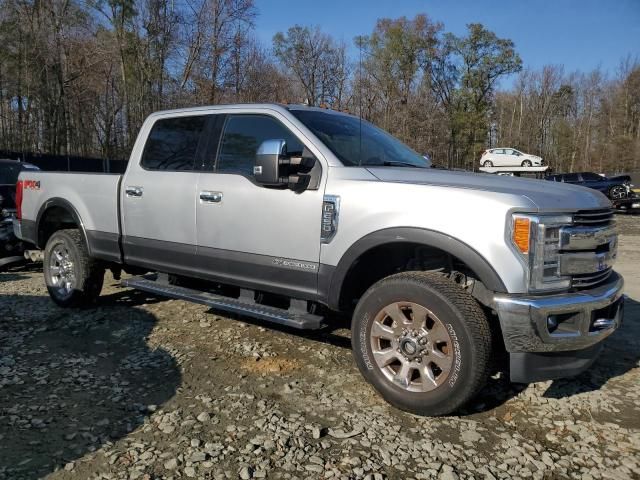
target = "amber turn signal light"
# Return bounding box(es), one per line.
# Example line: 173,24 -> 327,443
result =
513,217 -> 530,254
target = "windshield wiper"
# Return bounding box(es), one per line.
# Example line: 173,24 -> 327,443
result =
362,160 -> 425,168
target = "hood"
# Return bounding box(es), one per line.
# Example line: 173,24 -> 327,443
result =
609,174 -> 631,183
366,167 -> 611,211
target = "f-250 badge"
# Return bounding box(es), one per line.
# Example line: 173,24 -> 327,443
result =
272,258 -> 317,271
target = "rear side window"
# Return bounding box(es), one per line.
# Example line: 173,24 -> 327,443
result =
563,173 -> 580,182
141,116 -> 207,171
217,115 -> 304,177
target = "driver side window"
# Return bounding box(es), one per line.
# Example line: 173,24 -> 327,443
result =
216,115 -> 304,177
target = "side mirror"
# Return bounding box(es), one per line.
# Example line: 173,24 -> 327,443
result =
255,139 -> 320,191
254,139 -> 287,186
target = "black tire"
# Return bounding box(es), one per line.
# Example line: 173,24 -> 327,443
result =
521,160 -> 532,167
483,160 -> 493,167
351,271 -> 492,416
43,229 -> 104,307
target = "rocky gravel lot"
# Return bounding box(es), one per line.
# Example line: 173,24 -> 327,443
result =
1,215 -> 639,480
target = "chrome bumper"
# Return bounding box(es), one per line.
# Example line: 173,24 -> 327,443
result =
494,272 -> 624,353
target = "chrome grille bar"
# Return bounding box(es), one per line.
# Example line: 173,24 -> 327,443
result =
571,268 -> 613,288
573,209 -> 614,226
560,225 -> 617,251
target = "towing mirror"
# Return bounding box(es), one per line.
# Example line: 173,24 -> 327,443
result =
254,139 -> 287,186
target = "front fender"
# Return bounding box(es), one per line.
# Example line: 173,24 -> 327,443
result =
321,227 -> 507,311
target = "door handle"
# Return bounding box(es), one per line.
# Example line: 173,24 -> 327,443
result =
125,186 -> 143,198
200,191 -> 222,203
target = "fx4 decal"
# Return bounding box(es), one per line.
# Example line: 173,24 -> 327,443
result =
23,180 -> 41,190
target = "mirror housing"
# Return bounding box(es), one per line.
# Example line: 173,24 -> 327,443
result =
255,139 -> 319,191
254,139 -> 287,186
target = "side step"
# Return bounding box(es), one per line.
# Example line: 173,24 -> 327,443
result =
121,274 -> 325,330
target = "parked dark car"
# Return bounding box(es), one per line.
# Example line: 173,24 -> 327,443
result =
0,158 -> 40,209
545,172 -> 632,200
0,159 -> 39,269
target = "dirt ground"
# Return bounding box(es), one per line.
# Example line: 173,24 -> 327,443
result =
1,214 -> 639,480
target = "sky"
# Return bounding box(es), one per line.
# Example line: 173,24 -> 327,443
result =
254,0 -> 640,87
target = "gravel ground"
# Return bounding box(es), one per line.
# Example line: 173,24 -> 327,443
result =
1,215 -> 639,480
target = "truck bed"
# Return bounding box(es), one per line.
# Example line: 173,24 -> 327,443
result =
18,172 -> 121,257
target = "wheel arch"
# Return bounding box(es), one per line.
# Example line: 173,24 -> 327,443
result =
323,227 -> 507,311
35,198 -> 90,253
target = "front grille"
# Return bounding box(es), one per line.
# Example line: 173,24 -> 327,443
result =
565,209 -> 616,289
573,209 -> 614,227
571,268 -> 613,289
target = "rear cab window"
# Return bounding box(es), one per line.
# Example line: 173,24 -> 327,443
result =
141,116 -> 208,171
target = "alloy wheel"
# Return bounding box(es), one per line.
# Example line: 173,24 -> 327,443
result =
48,245 -> 76,298
369,301 -> 453,393
610,185 -> 627,200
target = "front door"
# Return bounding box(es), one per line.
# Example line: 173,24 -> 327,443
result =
121,114 -> 208,272
195,113 -> 325,298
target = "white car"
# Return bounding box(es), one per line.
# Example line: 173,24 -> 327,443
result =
480,148 -> 544,167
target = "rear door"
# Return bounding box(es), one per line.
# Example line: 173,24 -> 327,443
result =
121,114 -> 208,272
194,112 -> 325,298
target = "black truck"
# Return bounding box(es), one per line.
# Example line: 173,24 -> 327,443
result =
0,159 -> 39,269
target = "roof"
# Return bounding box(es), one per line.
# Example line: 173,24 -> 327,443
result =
147,103 -> 356,119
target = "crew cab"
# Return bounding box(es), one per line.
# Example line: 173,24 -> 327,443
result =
14,104 -> 624,416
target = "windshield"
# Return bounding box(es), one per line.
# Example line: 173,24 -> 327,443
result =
290,110 -> 429,168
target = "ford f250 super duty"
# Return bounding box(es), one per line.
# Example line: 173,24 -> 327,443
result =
14,104 -> 624,416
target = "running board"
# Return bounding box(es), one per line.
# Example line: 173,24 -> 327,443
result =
121,275 -> 325,330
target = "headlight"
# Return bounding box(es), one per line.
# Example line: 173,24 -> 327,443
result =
510,213 -> 573,292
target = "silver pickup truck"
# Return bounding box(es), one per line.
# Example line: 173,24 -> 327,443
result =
14,104 -> 624,416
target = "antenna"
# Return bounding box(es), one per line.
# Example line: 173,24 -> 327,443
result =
358,39 -> 363,166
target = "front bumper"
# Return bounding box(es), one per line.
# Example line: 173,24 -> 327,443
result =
494,272 -> 624,383
494,272 -> 624,354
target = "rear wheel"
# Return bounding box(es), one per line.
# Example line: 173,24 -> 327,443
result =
351,271 -> 492,416
482,160 -> 493,167
521,160 -> 533,167
44,229 -> 104,307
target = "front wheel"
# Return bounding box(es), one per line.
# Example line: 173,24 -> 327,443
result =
351,271 -> 492,416
521,160 -> 533,167
482,160 -> 493,167
609,185 -> 627,200
44,229 -> 104,307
